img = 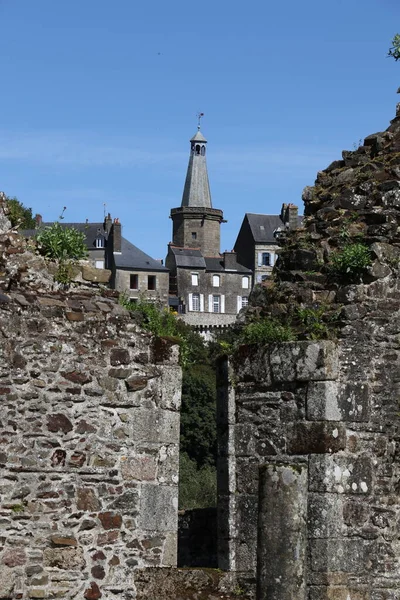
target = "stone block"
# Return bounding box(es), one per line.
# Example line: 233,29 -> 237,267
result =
307,381 -> 341,421
43,547 -> 85,569
270,341 -> 338,383
309,455 -> 373,495
310,539 -> 370,573
121,455 -> 157,482
309,587 -> 369,600
158,366 -> 182,411
138,485 -> 178,532
234,424 -> 256,456
307,493 -> 343,538
287,422 -> 346,454
232,346 -> 272,385
338,382 -> 370,422
130,408 -> 180,444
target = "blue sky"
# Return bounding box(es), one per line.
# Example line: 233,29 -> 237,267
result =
1,0 -> 400,259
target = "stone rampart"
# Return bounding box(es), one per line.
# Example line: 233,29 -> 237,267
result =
217,284 -> 400,600
0,289 -> 181,599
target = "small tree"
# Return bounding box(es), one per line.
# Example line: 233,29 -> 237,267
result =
6,196 -> 36,229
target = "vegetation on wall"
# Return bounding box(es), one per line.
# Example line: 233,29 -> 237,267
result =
36,220 -> 88,284
6,196 -> 36,229
328,243 -> 372,283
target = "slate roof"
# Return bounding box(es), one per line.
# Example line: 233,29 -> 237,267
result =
190,130 -> 207,143
246,214 -> 286,244
205,257 -> 252,274
114,237 -> 167,272
245,213 -> 304,244
169,247 -> 206,269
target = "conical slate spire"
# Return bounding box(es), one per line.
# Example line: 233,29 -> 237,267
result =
181,129 -> 212,208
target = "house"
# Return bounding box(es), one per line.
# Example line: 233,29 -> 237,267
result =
166,126 -> 252,327
25,215 -> 169,304
234,203 -> 301,285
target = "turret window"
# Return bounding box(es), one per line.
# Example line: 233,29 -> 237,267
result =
195,144 -> 201,155
201,146 -> 205,156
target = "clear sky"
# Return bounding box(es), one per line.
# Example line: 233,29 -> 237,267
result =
1,0 -> 399,259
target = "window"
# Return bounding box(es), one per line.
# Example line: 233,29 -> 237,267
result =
212,275 -> 220,287
262,252 -> 270,266
241,296 -> 249,308
95,237 -> 104,249
191,273 -> 199,286
213,295 -> 221,313
261,275 -> 268,282
130,274 -> 138,289
95,260 -> 104,269
192,293 -> 200,312
148,275 -> 156,291
191,232 -> 197,240
242,276 -> 249,289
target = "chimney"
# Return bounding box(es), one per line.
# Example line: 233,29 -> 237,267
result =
112,218 -> 122,253
104,212 -> 112,235
35,214 -> 42,227
280,203 -> 298,230
223,251 -> 238,270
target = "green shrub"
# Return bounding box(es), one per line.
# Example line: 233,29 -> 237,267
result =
240,318 -> 295,345
36,222 -> 87,261
329,243 -> 371,282
178,452 -> 217,509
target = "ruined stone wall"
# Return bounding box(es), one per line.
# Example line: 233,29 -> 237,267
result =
217,279 -> 400,599
0,289 -> 181,600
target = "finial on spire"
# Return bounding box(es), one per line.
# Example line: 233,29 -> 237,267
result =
197,112 -> 204,130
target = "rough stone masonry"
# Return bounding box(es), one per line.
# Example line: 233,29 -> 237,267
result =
0,198 -> 182,599
217,101 -> 400,599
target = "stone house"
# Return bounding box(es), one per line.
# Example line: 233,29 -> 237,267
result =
26,214 -> 169,304
234,203 -> 301,284
166,127 -> 252,327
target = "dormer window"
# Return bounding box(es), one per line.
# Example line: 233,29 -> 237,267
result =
95,237 -> 105,249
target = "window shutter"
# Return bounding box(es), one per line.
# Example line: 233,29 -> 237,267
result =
188,293 -> 193,311
208,294 -> 213,313
221,295 -> 225,314
257,252 -> 262,267
200,294 -> 204,312
237,296 -> 242,313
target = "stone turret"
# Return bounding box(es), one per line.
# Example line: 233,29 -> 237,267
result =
170,125 -> 224,256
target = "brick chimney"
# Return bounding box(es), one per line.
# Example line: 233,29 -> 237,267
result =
111,218 -> 122,253
280,203 -> 298,230
223,251 -> 238,270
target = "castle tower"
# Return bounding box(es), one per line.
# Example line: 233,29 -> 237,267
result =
170,125 -> 224,256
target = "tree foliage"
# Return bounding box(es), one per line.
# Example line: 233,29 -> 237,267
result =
6,196 -> 36,229
388,34 -> 400,61
178,453 -> 216,509
180,364 -> 217,468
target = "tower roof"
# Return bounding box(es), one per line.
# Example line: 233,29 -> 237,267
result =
181,129 -> 212,208
190,130 -> 207,143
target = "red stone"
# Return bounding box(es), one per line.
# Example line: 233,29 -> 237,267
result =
47,413 -> 73,434
77,488 -> 101,511
91,550 -> 106,561
97,530 -> 119,546
61,370 -> 92,384
84,582 -> 102,599
91,565 -> 105,579
98,512 -> 122,530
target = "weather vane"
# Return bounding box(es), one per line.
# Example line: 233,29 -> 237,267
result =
197,112 -> 204,130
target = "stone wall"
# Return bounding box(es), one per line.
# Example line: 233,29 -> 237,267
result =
0,288 -> 181,599
217,300 -> 400,599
